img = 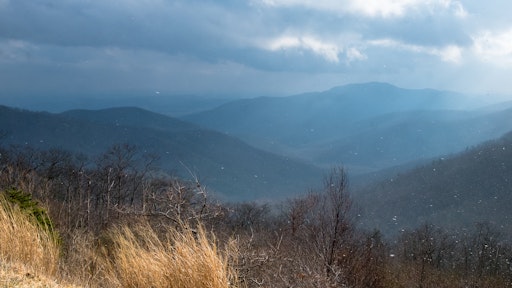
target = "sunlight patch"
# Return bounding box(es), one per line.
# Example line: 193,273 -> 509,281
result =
264,35 -> 341,63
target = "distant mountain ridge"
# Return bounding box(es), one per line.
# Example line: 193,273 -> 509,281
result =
2,82 -> 511,203
60,107 -> 197,132
0,105 -> 323,200
183,82 -> 512,174
314,107 -> 512,172
3,93 -> 233,116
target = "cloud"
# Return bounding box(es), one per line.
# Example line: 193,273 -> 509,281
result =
0,39 -> 39,63
0,1 -> 246,58
262,35 -> 341,63
0,0 -> 8,9
256,0 -> 467,18
1,0 -> 512,97
0,40 -> 353,97
472,28 -> 512,66
451,1 -> 468,19
369,38 -> 463,63
347,0 -> 423,18
253,0 -> 472,48
0,0 -> 470,65
346,47 -> 367,62
436,45 -> 463,63
257,0 -> 414,17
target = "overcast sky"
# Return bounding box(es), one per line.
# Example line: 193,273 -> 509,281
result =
1,0 -> 512,100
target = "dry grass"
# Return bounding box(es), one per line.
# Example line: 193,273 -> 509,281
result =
0,191 -> 239,288
58,229 -> 108,287
0,195 -> 239,288
102,221 -> 239,288
0,194 -> 60,279
0,260 -> 80,288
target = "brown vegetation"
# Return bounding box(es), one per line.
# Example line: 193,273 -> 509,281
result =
0,193 -> 238,288
103,222 -> 237,288
0,194 -> 60,279
1,144 -> 512,287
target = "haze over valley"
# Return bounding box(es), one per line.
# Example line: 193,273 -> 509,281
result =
183,82 -> 512,174
2,1 -> 512,286
2,82 -> 512,234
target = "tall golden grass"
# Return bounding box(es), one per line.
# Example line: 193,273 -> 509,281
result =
1,192 -> 238,287
103,221 -> 238,288
0,194 -> 60,278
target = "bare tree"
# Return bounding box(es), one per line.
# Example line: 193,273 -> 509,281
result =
315,167 -> 353,279
284,167 -> 355,284
90,143 -> 156,229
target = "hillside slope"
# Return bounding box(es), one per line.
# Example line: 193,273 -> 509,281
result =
355,130 -> 512,235
0,106 -> 323,200
316,107 -> 512,173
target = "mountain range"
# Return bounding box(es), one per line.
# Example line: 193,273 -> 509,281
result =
1,82 -> 511,209
183,82 -> 512,174
4,93 -> 233,116
0,105 -> 323,200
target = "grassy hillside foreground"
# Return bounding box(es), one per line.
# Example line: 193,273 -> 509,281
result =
0,194 -> 238,288
2,144 -> 512,287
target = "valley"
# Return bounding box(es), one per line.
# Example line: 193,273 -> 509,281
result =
2,82 -> 512,234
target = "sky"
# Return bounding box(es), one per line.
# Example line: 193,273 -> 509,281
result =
1,0 -> 512,101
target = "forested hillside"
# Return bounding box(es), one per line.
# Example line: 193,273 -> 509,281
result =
355,130 -> 512,236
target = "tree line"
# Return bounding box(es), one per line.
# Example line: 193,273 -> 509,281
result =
1,143 -> 511,287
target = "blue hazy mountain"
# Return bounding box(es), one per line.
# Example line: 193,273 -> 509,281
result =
4,93 -> 233,116
313,107 -> 512,173
0,105 -> 323,200
183,82 -> 511,174
2,82 -> 511,202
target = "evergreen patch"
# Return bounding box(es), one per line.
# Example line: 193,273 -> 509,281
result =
3,187 -> 55,233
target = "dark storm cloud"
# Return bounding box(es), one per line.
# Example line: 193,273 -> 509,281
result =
0,1 -> 232,56
0,0 -> 512,96
0,0 -> 469,68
